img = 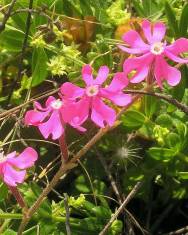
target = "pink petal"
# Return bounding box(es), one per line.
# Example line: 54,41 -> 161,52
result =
60,102 -> 79,123
165,38 -> 188,55
7,147 -> 38,169
165,50 -> 188,63
24,110 -> 50,126
6,151 -> 17,159
142,20 -> 153,44
2,164 -> 26,186
91,97 -> 116,127
82,64 -> 93,85
107,72 -> 129,92
152,22 -> 166,43
34,101 -> 48,111
122,30 -> 149,50
45,96 -> 56,107
154,56 -> 181,87
69,97 -> 90,127
118,45 -> 149,54
100,89 -> 132,106
39,111 -> 64,140
123,53 -> 153,83
60,82 -> 84,100
95,66 -> 109,85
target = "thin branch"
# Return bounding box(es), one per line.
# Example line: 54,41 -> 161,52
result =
125,90 -> 188,115
0,0 -> 17,33
97,152 -> 123,204
64,193 -> 71,235
11,8 -> 53,25
7,0 -> 34,104
0,88 -> 59,120
163,226 -> 188,235
99,181 -> 143,235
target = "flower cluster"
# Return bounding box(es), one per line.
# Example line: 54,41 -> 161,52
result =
25,65 -> 132,139
0,147 -> 37,186
118,19 -> 188,87
2,19 -> 188,191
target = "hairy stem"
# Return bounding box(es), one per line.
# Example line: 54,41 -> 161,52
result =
8,186 -> 28,210
59,132 -> 69,162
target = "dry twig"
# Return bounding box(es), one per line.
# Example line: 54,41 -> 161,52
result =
99,181 -> 143,235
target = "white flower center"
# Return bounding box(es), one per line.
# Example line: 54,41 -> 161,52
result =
150,42 -> 164,55
0,151 -> 5,163
86,85 -> 99,97
51,99 -> 63,109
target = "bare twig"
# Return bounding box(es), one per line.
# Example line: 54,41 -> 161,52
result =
97,152 -> 123,204
7,0 -> 33,104
0,88 -> 59,120
0,0 -> 17,33
11,8 -> 52,22
99,181 -> 143,235
64,193 -> 71,235
163,226 -> 188,235
125,90 -> 188,115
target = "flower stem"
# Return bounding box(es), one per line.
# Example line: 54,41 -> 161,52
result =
8,186 -> 28,210
59,132 -> 69,162
0,213 -> 22,220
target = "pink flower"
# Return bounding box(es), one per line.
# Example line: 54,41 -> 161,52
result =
0,147 -> 38,186
119,19 -> 188,87
60,64 -> 132,128
25,96 -> 85,140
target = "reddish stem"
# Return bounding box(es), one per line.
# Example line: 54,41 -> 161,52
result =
59,132 -> 69,163
8,186 -> 27,209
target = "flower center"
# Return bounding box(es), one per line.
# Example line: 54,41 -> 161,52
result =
0,151 -> 5,163
51,99 -> 63,109
86,85 -> 99,97
150,42 -> 164,55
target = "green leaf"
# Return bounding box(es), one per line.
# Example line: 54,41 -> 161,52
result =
165,133 -> 181,150
132,0 -> 145,16
0,183 -> 8,201
148,147 -> 177,161
0,27 -> 25,52
31,48 -> 48,86
156,113 -> 173,128
178,172 -> 188,180
175,122 -> 187,140
3,230 -> 17,235
165,1 -> 179,37
122,110 -> 146,128
91,206 -> 111,219
179,3 -> 188,37
143,95 -> 158,118
79,0 -> 93,16
172,65 -> 188,101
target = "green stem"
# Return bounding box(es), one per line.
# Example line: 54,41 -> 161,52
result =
177,152 -> 188,163
0,213 -> 22,219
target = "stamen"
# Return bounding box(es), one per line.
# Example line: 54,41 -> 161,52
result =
86,85 -> 99,97
150,42 -> 164,55
51,99 -> 63,109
